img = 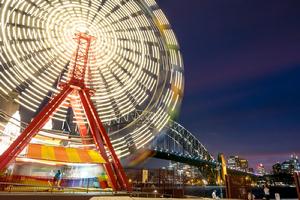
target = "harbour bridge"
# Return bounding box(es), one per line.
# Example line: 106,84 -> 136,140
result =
102,109 -> 215,165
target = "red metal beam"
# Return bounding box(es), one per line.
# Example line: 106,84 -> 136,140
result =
69,33 -> 94,84
80,88 -> 132,191
69,95 -> 88,139
78,89 -> 119,190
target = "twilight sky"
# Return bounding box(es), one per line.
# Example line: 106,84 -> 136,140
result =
156,0 -> 300,170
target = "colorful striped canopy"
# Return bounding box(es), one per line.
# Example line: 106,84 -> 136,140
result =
27,144 -> 106,164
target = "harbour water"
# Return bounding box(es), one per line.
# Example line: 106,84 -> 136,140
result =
184,185 -> 298,199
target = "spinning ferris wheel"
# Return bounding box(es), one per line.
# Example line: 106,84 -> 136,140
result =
0,0 -> 184,190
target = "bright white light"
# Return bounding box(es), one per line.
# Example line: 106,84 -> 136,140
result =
43,118 -> 53,130
0,111 -> 26,155
3,111 -> 20,139
75,24 -> 89,34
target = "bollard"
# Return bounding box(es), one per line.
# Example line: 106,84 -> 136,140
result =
275,193 -> 280,200
225,175 -> 231,198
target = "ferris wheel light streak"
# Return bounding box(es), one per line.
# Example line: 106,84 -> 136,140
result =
0,0 -> 184,158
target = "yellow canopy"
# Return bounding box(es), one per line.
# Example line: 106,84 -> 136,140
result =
26,144 -> 106,164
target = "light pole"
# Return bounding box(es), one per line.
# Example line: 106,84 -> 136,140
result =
216,163 -> 223,198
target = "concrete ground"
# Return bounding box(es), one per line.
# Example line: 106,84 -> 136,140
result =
0,194 -> 298,200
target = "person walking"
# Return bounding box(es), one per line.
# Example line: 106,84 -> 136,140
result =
53,170 -> 63,188
248,191 -> 255,200
263,184 -> 270,200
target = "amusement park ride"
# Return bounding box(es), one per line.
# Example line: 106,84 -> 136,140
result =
0,0 -> 184,192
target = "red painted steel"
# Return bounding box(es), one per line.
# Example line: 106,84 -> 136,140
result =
0,32 -> 131,191
79,88 -> 131,191
80,90 -> 131,190
78,89 -> 119,191
69,96 -> 88,139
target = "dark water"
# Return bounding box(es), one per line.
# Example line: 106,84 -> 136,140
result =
184,185 -> 298,198
184,186 -> 226,198
252,186 -> 297,199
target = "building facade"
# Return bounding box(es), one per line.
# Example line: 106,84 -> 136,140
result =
227,156 -> 249,172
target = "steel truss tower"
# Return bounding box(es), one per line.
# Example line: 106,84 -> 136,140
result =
0,33 -> 131,191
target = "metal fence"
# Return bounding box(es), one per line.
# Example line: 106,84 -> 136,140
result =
0,181 -> 115,194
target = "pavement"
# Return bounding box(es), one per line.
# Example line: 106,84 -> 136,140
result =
0,193 -> 298,200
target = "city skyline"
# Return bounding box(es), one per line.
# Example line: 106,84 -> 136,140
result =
157,0 -> 300,170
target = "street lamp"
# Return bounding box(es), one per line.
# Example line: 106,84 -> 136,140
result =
216,163 -> 223,198
153,189 -> 158,198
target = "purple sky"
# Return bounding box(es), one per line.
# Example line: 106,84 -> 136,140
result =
156,0 -> 300,171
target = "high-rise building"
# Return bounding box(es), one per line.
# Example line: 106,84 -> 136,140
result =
227,156 -> 239,169
272,162 -> 282,174
227,156 -> 249,172
257,163 -> 266,176
248,168 -> 254,173
281,153 -> 300,174
240,159 -> 249,170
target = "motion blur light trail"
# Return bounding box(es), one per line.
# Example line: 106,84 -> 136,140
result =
0,0 -> 184,158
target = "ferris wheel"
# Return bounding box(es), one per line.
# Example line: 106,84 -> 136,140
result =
0,0 -> 184,163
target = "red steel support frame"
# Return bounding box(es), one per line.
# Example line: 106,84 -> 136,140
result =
0,32 -> 131,191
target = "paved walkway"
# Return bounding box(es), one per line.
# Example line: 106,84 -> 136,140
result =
0,193 -> 298,200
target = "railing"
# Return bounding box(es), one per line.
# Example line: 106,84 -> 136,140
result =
0,181 -> 182,197
0,181 -> 114,194
130,188 -> 184,198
